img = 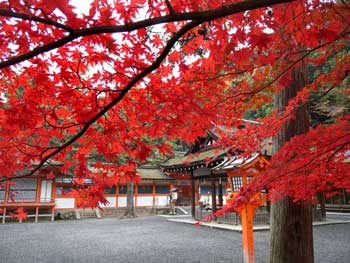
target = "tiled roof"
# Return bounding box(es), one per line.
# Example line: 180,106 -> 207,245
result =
136,167 -> 174,180
160,148 -> 226,168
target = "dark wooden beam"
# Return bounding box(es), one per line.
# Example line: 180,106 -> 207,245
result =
191,171 -> 196,219
211,172 -> 217,214
218,178 -> 223,207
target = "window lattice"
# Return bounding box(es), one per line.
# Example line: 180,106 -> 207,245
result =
231,176 -> 243,192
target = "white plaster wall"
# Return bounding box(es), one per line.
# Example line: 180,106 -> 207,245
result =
100,196 -> 116,208
154,196 -> 169,206
117,196 -> 137,207
117,196 -> 127,207
55,198 -> 75,209
40,180 -> 52,202
136,196 -> 153,206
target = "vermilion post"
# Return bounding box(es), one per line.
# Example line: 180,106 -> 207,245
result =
227,168 -> 267,263
240,204 -> 256,263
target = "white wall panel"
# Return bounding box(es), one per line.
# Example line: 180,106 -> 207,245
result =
154,196 -> 169,206
100,196 -> 116,208
55,198 -> 75,208
117,196 -> 127,207
40,180 -> 52,202
136,196 -> 153,207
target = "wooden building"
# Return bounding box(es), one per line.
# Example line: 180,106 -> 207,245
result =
1,165 -> 173,223
100,166 -> 174,209
161,128 -> 270,218
0,166 -> 58,224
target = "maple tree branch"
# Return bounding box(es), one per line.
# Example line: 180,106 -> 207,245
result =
180,70 -> 248,83
0,0 -> 293,70
340,0 -> 350,10
277,139 -> 350,181
214,32 -> 350,107
0,20 -> 204,182
247,134 -> 350,195
43,113 -> 80,129
0,9 -> 73,32
0,34 -> 77,69
165,0 -> 175,15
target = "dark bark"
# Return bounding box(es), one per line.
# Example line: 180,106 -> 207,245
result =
269,63 -> 314,263
123,182 -> 136,218
317,192 -> 326,221
343,189 -> 348,204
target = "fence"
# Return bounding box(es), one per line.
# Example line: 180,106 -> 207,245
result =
195,206 -> 323,225
195,206 -> 270,225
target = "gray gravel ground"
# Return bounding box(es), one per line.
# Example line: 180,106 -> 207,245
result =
0,216 -> 349,263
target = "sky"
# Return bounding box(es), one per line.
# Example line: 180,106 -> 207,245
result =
70,0 -> 92,16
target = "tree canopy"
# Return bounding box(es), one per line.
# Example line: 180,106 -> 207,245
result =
0,0 -> 349,208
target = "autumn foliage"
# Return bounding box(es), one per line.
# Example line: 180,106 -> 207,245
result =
10,207 -> 27,221
0,0 -> 349,209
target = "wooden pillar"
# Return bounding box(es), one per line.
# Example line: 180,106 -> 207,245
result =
218,178 -> 223,207
211,172 -> 217,214
134,183 -> 138,207
52,179 -> 56,201
35,177 -> 40,223
195,181 -> 200,206
36,177 -> 41,203
35,206 -> 39,223
190,171 -> 196,219
116,184 -> 119,208
4,183 -> 9,204
2,207 -> 6,224
51,207 -> 55,222
152,182 -> 156,208
169,182 -> 173,208
2,183 -> 9,224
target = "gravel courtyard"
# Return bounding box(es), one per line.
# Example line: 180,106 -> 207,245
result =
1,216 -> 349,263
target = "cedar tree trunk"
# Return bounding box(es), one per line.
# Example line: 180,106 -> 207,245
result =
269,63 -> 314,263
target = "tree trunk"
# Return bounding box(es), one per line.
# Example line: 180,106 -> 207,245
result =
317,192 -> 326,221
342,189 -> 348,204
269,64 -> 314,263
123,182 -> 136,218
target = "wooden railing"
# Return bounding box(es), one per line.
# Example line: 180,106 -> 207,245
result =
0,191 -> 54,205
1,198 -> 56,224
